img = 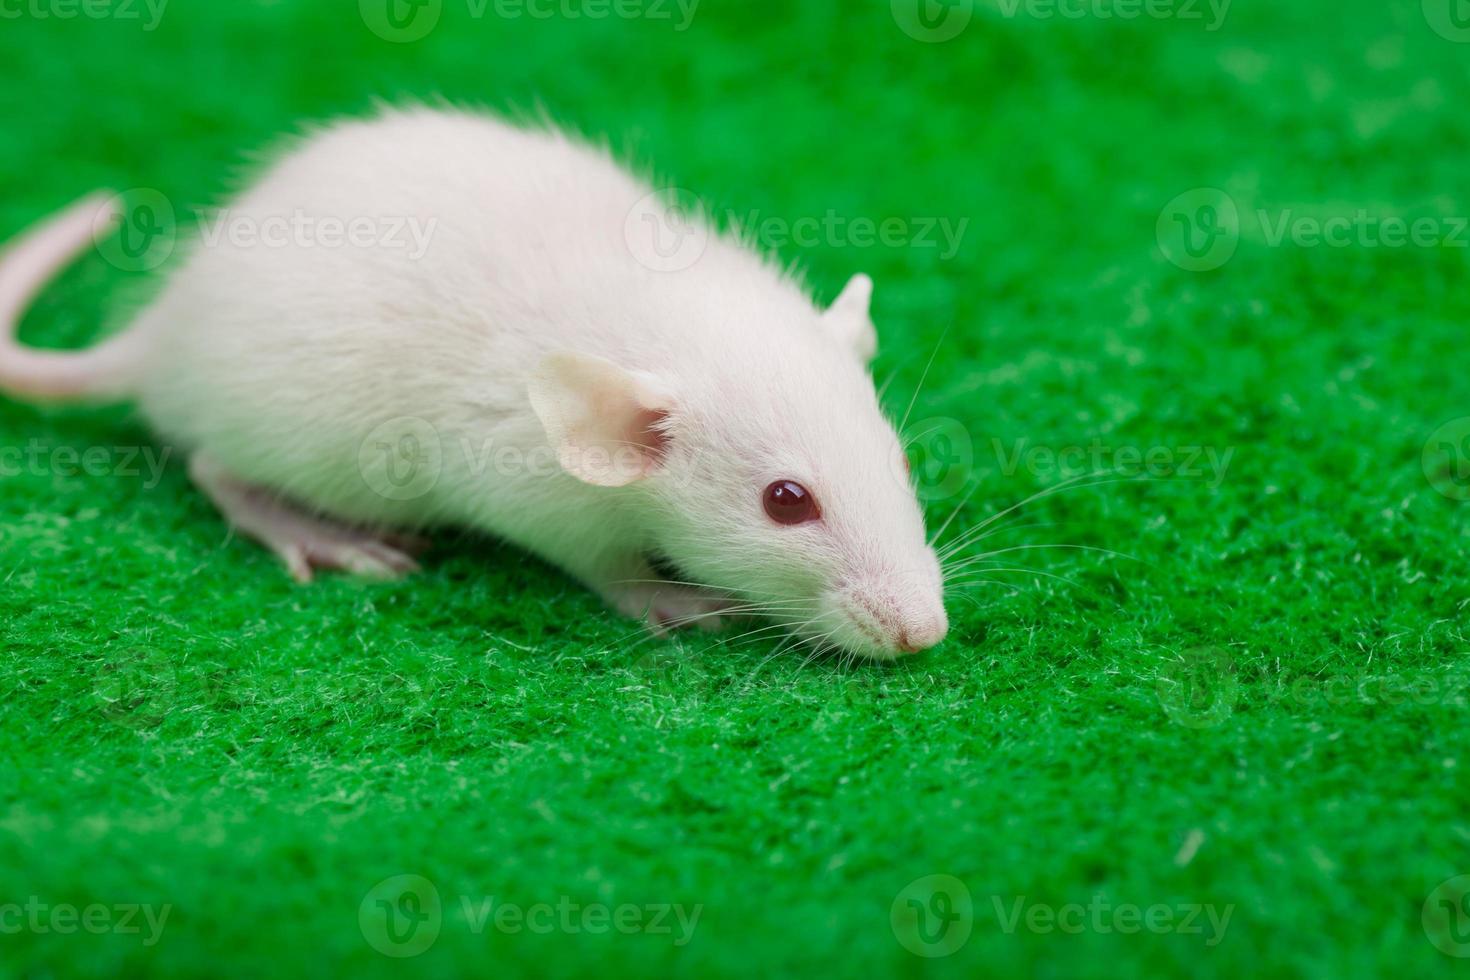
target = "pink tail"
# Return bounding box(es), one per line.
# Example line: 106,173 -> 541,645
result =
0,193 -> 149,403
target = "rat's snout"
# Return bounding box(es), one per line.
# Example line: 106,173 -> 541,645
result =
824,567 -> 949,660
894,608 -> 949,655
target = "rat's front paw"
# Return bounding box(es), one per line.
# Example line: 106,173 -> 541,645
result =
606,581 -> 732,634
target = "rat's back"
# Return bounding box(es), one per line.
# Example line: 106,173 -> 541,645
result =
131,108 -> 699,525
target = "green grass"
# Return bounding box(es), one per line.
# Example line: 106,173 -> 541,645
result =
3,1 -> 1470,977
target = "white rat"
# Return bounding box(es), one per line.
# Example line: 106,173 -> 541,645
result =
0,107 -> 948,659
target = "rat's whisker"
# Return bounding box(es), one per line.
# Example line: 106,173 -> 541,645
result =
927,477 -> 988,547
737,616 -> 832,681
935,472 -> 1150,561
898,323 -> 951,435
950,580 -> 1019,612
901,420 -> 956,451
942,542 -> 1142,575
946,563 -> 1113,605
794,626 -> 846,672
942,519 -> 1064,554
875,349 -> 919,406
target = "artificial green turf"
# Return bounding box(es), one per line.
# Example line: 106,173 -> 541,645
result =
3,1 -> 1470,977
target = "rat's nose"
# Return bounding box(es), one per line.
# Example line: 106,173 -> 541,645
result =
894,611 -> 948,655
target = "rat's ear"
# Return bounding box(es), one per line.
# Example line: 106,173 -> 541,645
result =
820,273 -> 878,363
527,351 -> 673,488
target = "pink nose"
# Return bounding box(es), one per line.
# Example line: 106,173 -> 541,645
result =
895,615 -> 948,654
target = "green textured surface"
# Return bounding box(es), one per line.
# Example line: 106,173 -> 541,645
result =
2,1 -> 1469,977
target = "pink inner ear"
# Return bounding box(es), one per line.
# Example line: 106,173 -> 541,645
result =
633,408 -> 671,463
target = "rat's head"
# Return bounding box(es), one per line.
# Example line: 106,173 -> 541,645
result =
528,273 -> 948,661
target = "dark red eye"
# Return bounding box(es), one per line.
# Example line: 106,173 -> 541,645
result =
763,480 -> 820,525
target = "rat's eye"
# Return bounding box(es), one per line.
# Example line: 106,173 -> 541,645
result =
763,480 -> 820,525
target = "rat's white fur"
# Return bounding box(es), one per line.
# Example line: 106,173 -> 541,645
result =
0,107 -> 947,659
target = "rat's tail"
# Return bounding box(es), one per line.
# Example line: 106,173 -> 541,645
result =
0,192 -> 151,404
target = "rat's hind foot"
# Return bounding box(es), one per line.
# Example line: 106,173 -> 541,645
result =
188,453 -> 428,583
605,579 -> 732,634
